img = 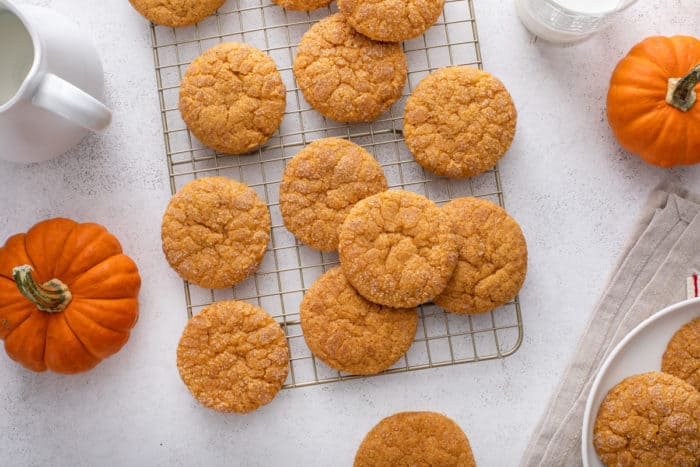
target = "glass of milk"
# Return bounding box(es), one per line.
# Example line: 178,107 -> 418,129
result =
0,11 -> 34,105
514,0 -> 639,44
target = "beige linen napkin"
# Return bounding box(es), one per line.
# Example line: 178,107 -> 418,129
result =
521,182 -> 700,467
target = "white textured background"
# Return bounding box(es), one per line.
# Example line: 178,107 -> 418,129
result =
1,0 -> 699,465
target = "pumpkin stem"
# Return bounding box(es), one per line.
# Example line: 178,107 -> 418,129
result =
12,265 -> 72,312
666,63 -> 700,112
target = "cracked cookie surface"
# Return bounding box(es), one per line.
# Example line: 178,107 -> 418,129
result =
280,138 -> 387,252
129,0 -> 225,27
593,372 -> 700,467
176,300 -> 289,413
179,42 -> 286,154
293,13 -> 407,123
272,0 -> 331,11
300,267 -> 417,375
404,66 -> 516,178
338,0 -> 444,42
434,197 -> 526,315
161,176 -> 271,289
338,190 -> 458,308
354,411 -> 476,467
663,316 -> 700,391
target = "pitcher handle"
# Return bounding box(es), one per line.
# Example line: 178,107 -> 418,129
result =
32,73 -> 111,132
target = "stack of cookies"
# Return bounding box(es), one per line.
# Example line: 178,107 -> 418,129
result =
276,137 -> 527,376
592,317 -> 700,466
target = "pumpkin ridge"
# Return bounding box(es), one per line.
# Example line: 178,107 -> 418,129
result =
62,307 -> 130,359
0,298 -> 34,339
669,35 -> 700,75
654,115 -> 680,154
623,54 -> 670,85
56,312 -> 102,363
0,233 -> 31,281
68,298 -> 138,333
621,105 -> 671,133
680,124 -> 695,165
68,255 -> 141,299
610,85 -> 665,112
44,313 -> 100,373
638,36 -> 679,78
0,276 -> 36,338
38,322 -> 49,371
53,224 -> 123,284
4,309 -> 49,371
63,254 -> 120,287
23,217 -> 78,284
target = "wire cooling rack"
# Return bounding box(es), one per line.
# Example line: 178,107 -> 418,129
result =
150,0 -> 523,389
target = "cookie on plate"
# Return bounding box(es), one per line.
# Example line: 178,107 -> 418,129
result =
404,66 -> 516,178
338,0 -> 444,42
293,13 -> 407,123
272,0 -> 331,11
354,411 -> 476,467
128,0 -> 225,27
177,300 -> 289,413
279,138 -> 387,252
662,316 -> 700,391
161,176 -> 271,289
593,371 -> 700,467
434,197 -> 527,315
338,190 -> 458,308
179,42 -> 286,155
300,267 -> 417,375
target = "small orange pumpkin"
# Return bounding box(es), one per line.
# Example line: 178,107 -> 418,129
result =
0,218 -> 140,374
607,35 -> 700,167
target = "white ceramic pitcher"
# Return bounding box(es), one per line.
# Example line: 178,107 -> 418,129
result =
0,0 -> 111,163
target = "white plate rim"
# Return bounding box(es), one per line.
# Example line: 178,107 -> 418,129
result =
581,297 -> 700,466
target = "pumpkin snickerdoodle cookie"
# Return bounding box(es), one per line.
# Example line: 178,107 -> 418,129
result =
176,300 -> 289,413
179,42 -> 286,155
300,267 -> 417,375
434,197 -> 527,315
354,412 -> 476,467
161,176 -> 271,289
593,372 -> 700,466
279,138 -> 387,252
338,0 -> 444,42
662,316 -> 700,391
293,13 -> 407,123
404,66 -> 517,178
128,0 -> 225,27
338,190 -> 458,308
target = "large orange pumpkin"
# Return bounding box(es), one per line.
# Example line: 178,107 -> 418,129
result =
0,218 -> 140,374
607,35 -> 700,167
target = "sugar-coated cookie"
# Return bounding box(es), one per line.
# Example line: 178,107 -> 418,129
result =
293,14 -> 407,123
177,300 -> 289,413
179,42 -> 286,155
161,176 -> 270,289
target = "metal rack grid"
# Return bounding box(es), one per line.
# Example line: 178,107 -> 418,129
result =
150,0 -> 523,389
